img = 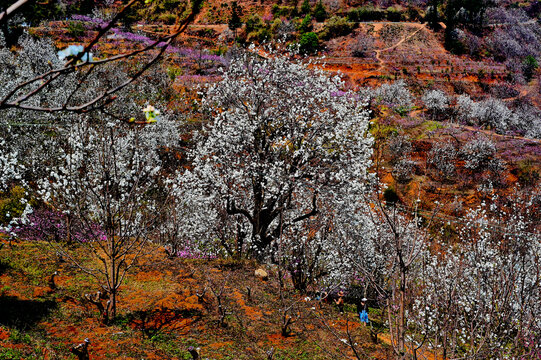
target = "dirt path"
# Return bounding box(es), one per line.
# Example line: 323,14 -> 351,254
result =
374,23 -> 427,72
449,123 -> 541,143
411,109 -> 541,144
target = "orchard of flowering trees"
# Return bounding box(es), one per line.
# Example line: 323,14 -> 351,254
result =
0,3 -> 540,357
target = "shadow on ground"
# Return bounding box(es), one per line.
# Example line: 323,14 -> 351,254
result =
0,295 -> 57,329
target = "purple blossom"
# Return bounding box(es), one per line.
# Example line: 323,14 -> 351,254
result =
330,90 -> 348,97
174,247 -> 216,259
71,15 -> 107,25
13,208 -> 106,243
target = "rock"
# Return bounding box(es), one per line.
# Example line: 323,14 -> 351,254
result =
255,268 -> 268,281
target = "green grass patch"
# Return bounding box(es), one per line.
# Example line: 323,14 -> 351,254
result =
416,120 -> 445,138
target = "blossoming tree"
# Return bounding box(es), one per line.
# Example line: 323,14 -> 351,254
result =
38,113 -> 179,322
181,52 -> 374,260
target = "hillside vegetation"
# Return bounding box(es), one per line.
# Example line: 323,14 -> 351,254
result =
0,0 -> 540,359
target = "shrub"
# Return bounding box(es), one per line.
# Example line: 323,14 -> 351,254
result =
313,1 -> 327,22
392,158 -> 416,183
461,137 -> 503,174
386,7 -> 403,22
350,33 -> 375,58
271,5 -> 296,18
347,6 -> 385,22
299,32 -> 319,54
245,14 -> 262,34
388,134 -> 412,164
320,16 -> 355,40
273,19 -> 296,41
248,28 -> 271,43
427,141 -> 458,180
66,21 -> 85,38
298,14 -> 313,34
158,13 -> 177,24
522,55 -> 538,81
515,160 -> 540,187
166,66 -> 183,81
0,186 -> 28,226
383,187 -> 399,205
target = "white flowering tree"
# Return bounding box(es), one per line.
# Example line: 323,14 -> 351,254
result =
423,189 -> 541,359
374,80 -> 414,111
427,140 -> 458,181
422,89 -> 450,120
0,0 -> 202,114
38,112 -> 179,322
181,52 -> 373,260
0,126 -> 22,192
0,33 -> 175,230
321,195 -> 431,359
455,94 -> 516,133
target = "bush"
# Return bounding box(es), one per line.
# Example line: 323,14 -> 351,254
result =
66,21 -> 85,38
245,14 -> 263,34
271,5 -> 296,18
461,137 -> 499,172
515,160 -> 540,187
320,16 -> 355,40
351,34 -> 375,58
392,158 -> 416,183
248,28 -> 271,43
157,13 -> 177,24
522,55 -> 538,81
299,32 -> 319,54
0,186 -> 28,226
347,6 -> 385,22
313,1 -> 327,22
427,141 -> 458,180
386,7 -> 403,22
384,187 -> 399,205
273,19 -> 296,41
298,14 -> 313,34
388,134 -> 412,163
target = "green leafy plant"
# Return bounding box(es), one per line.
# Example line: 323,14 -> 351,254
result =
228,1 -> 243,35
312,1 -> 327,22
300,0 -> 311,15
66,21 -> 86,38
320,16 -> 355,40
522,55 -> 538,82
298,14 -> 313,34
299,32 -> 319,54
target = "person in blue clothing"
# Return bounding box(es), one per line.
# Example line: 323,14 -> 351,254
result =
358,297 -> 369,325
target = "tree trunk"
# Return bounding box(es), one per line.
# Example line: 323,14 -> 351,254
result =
109,252 -> 117,320
66,214 -> 72,243
398,268 -> 406,359
109,288 -> 117,320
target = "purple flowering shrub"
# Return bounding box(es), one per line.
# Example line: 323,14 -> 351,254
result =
14,208 -> 105,243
